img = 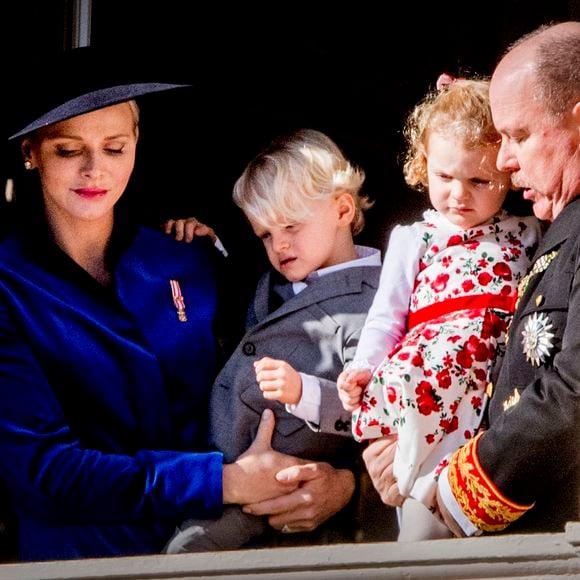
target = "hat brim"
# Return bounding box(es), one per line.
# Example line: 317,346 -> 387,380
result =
9,82 -> 189,140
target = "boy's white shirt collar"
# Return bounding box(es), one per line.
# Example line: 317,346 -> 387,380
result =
292,245 -> 381,295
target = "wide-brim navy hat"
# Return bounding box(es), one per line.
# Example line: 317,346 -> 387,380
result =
8,46 -> 189,141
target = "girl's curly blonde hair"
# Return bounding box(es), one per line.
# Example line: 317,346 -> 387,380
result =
402,77 -> 500,192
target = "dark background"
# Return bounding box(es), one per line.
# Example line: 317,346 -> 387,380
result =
2,1 -> 579,260
0,0 -> 578,558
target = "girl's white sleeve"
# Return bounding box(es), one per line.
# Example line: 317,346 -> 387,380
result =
349,223 -> 423,370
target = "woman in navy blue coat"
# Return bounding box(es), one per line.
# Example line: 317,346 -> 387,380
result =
0,47 -> 351,561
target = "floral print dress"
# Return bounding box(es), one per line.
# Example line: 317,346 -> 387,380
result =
351,210 -> 540,508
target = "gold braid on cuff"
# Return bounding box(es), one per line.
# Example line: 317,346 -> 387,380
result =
448,432 -> 534,532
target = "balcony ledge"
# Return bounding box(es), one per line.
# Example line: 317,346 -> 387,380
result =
0,521 -> 579,580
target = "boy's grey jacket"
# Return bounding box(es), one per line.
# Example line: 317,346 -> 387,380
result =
209,263 -> 382,466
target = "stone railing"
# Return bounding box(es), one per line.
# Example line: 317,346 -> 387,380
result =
0,522 -> 578,580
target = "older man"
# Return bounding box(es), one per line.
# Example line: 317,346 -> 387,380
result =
364,20 -> 580,536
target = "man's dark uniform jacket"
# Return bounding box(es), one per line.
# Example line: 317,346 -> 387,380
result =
447,197 -> 580,533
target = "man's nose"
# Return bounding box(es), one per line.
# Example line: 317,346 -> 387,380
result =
496,140 -> 519,172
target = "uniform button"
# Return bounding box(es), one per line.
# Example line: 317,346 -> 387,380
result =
242,342 -> 256,356
334,419 -> 350,432
535,294 -> 545,306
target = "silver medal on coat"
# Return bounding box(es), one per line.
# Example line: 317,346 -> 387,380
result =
521,312 -> 555,366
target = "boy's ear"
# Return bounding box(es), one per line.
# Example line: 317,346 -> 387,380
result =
336,192 -> 356,224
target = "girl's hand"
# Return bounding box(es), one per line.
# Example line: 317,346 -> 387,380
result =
336,369 -> 371,411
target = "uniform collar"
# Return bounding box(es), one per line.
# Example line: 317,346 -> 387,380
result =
534,196 -> 580,257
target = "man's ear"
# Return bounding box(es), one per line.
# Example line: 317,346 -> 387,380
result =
572,100 -> 580,134
336,192 -> 356,225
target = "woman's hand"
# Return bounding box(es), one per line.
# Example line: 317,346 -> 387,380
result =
163,217 -> 217,243
223,409 -> 304,505
242,462 -> 355,533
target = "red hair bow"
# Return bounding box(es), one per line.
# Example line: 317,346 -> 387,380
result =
436,72 -> 456,91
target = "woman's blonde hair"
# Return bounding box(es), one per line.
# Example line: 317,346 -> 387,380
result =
233,128 -> 373,236
402,77 -> 500,192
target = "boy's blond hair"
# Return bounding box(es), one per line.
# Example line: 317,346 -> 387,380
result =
233,128 -> 373,236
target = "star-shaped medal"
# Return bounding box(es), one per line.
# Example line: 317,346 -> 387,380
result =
521,312 -> 555,366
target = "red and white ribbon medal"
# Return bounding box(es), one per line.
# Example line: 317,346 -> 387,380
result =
170,279 -> 187,322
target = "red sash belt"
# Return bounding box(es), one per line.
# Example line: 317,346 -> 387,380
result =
407,293 -> 515,330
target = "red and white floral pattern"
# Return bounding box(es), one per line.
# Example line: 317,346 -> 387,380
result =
352,210 -> 538,507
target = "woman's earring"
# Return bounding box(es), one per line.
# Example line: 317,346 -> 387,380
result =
24,160 -> 32,170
